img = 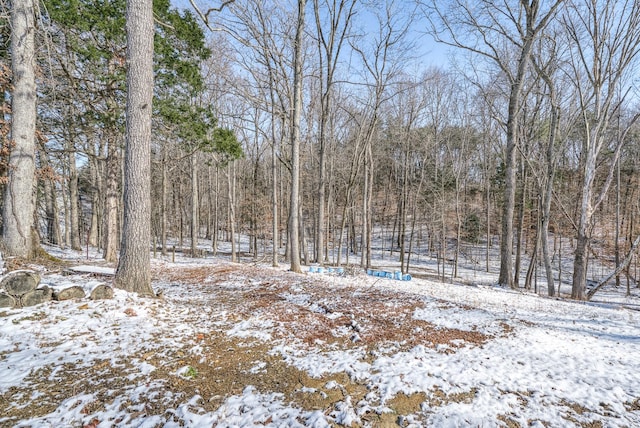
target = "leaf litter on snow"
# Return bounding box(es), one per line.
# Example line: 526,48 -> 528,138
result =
1,251 -> 640,427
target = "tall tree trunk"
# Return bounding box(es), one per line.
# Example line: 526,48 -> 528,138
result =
190,151 -> 199,256
615,159 -> 621,287
514,159 -> 527,287
360,143 -> 374,269
486,170 -> 491,273
88,156 -> 99,247
454,178 -> 461,279
541,101 -> 560,296
213,165 -> 219,256
271,123 -> 279,267
288,0 -> 306,273
312,0 -> 356,264
360,153 -> 369,268
39,151 -> 61,246
228,162 -> 237,262
525,199 -> 541,290
3,0 -> 37,258
103,136 -> 120,262
498,22 -> 542,289
114,0 -> 154,296
69,150 -> 83,249
572,151 -> 597,300
161,156 -> 167,255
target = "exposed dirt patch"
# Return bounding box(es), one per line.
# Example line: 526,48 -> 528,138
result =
0,262 -> 514,426
560,399 -> 606,428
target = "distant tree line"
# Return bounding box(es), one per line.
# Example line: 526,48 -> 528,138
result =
1,0 -> 639,300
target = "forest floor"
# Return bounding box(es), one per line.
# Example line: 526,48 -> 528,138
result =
1,249 -> 640,427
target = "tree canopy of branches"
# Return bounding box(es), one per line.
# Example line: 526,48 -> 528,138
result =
4,0 -> 640,302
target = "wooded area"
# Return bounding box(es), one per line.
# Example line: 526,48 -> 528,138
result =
1,0 -> 640,300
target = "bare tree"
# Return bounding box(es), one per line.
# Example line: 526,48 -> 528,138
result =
3,0 -> 37,258
423,0 -> 564,288
114,0 -> 155,295
312,0 -> 357,264
563,0 -> 640,300
529,30 -> 573,296
220,0 -> 294,267
288,0 -> 306,273
351,0 -> 414,269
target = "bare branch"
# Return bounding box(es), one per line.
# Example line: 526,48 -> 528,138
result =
187,0 -> 235,30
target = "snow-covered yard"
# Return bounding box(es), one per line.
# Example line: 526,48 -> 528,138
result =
1,249 -> 640,427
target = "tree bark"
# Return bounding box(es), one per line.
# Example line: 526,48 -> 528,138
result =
41,152 -> 62,246
103,136 -> 120,262
190,151 -> 199,256
271,119 -> 279,267
68,149 -> 82,249
114,0 -> 154,296
541,102 -> 560,296
3,0 -> 37,258
288,0 -> 306,273
161,154 -> 168,255
228,162 -> 237,262
499,41 -> 534,288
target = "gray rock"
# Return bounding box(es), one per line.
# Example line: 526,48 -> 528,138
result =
90,284 -> 114,300
21,286 -> 52,307
54,286 -> 86,301
0,292 -> 16,308
0,270 -> 40,297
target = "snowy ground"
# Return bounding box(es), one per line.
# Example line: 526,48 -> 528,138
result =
1,245 -> 640,427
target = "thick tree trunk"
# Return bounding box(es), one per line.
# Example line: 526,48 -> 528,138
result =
499,32 -> 537,289
114,0 -> 154,296
572,151 -> 596,300
572,232 -> 589,300
3,0 -> 37,258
